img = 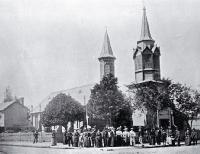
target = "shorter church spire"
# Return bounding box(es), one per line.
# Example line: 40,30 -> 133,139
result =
99,30 -> 115,59
140,7 -> 153,41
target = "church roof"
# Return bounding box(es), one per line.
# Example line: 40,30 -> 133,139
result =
140,7 -> 153,41
31,84 -> 95,113
99,30 -> 115,59
31,83 -> 128,114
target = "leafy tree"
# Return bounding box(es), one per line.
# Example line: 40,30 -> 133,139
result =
41,93 -> 85,129
128,78 -> 200,130
128,79 -> 173,129
87,74 -> 132,128
169,83 -> 200,128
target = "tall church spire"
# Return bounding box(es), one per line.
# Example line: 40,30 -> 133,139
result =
140,7 -> 153,41
99,30 -> 115,59
99,30 -> 115,80
133,7 -> 161,83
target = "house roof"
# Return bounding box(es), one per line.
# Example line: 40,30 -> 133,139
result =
0,101 -> 15,111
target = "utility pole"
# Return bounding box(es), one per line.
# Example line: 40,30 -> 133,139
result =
84,96 -> 88,129
157,107 -> 159,128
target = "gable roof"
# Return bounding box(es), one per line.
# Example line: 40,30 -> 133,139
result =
31,83 -> 95,113
31,83 -> 128,114
0,101 -> 15,111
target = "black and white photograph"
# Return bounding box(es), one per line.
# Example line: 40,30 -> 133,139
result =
0,0 -> 200,154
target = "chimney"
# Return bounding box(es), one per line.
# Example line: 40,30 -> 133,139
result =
19,97 -> 24,105
39,104 -> 41,112
31,105 -> 33,112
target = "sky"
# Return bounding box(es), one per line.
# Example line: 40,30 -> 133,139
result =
0,0 -> 200,107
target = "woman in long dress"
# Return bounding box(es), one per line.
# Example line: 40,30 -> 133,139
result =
95,129 -> 102,148
185,128 -> 191,146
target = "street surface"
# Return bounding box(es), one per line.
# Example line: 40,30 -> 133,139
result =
1,145 -> 200,154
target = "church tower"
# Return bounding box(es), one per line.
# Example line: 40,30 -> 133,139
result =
98,30 -> 116,80
133,7 -> 161,83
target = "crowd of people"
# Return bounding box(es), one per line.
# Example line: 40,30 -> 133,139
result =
32,126 -> 199,147
62,126 -> 199,148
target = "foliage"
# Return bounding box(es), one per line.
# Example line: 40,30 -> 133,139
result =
87,74 -> 132,128
41,93 -> 85,129
128,78 -> 200,129
128,79 -> 173,112
169,83 -> 200,127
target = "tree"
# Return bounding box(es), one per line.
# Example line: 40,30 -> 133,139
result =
128,78 -> 200,130
128,79 -> 173,129
87,74 -> 132,128
41,93 -> 85,130
169,83 -> 200,128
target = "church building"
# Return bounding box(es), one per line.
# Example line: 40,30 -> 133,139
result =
131,7 -> 174,129
30,29 -> 120,131
31,7 -> 170,131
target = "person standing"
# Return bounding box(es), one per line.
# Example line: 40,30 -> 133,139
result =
130,128 -> 136,146
33,130 -> 39,144
79,133 -> 84,147
150,129 -> 156,145
116,127 -> 123,146
103,128 -> 109,147
161,129 -> 167,146
73,129 -> 80,147
109,127 -> 115,147
95,129 -> 102,148
123,127 -> 130,146
191,128 -> 197,145
185,128 -> 191,146
83,129 -> 90,147
138,127 -> 144,147
66,131 -> 73,147
175,127 -> 181,146
91,128 -> 96,147
51,130 -> 57,146
156,128 -> 162,145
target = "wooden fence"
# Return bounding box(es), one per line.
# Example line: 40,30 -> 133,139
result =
0,132 -> 52,142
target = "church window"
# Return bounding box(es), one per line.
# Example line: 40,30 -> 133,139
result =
105,64 -> 110,75
135,55 -> 142,70
154,56 -> 160,69
144,54 -> 152,68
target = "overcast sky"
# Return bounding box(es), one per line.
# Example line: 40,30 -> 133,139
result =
0,0 -> 200,107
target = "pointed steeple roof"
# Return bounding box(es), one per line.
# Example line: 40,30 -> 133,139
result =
140,7 -> 153,41
99,30 -> 115,59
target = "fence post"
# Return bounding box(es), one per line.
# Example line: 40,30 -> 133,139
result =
19,132 -> 21,142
